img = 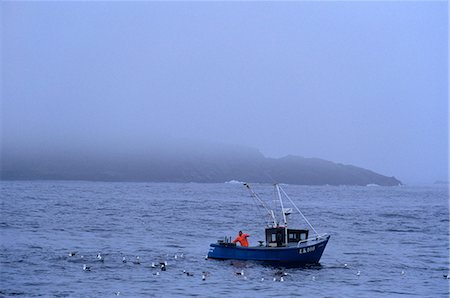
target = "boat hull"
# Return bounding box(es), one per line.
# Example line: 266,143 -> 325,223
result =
208,235 -> 330,266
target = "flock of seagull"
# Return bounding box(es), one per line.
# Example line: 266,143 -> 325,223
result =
67,251 -> 372,283
67,251 -> 304,283
69,252 -> 217,281
70,252 -> 174,274
68,251 -> 450,287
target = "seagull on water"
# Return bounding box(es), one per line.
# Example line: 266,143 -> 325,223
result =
356,270 -> 361,276
236,270 -> 244,276
133,256 -> 140,265
83,264 -> 91,271
97,253 -> 104,262
443,274 -> 450,279
280,277 -> 284,282
160,263 -> 166,271
69,252 -> 77,257
183,270 -> 194,276
275,271 -> 288,276
153,271 -> 160,276
202,273 -> 206,281
122,257 -> 127,263
312,276 -> 316,281
151,262 -> 156,268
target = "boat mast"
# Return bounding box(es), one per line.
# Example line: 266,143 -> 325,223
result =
275,184 -> 288,246
275,184 -> 287,226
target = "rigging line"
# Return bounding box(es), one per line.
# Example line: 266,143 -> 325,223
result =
244,183 -> 271,213
263,172 -> 278,213
243,183 -> 276,226
279,185 -> 320,236
263,171 -> 276,184
248,187 -> 271,227
244,183 -> 270,225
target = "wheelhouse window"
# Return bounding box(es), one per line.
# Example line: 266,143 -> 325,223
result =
286,229 -> 309,242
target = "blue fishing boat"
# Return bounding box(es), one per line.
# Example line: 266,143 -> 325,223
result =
207,183 -> 330,266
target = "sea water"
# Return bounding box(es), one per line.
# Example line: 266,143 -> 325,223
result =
1,181 -> 448,297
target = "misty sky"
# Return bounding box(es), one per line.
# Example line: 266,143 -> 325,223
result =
1,1 -> 448,184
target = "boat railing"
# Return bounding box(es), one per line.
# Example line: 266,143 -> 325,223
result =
297,233 -> 329,247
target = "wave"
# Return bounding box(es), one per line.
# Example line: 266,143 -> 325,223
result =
225,180 -> 244,184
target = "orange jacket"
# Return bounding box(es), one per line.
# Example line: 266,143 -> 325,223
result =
233,233 -> 250,247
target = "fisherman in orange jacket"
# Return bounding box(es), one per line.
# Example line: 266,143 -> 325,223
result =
232,231 -> 250,247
